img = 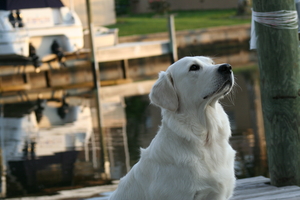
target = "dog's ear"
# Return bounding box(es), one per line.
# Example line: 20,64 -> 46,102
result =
149,71 -> 178,111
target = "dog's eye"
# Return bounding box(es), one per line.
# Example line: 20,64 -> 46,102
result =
189,64 -> 200,71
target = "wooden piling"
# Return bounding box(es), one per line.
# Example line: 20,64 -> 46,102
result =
168,14 -> 178,63
0,104 -> 6,198
253,0 -> 300,186
85,0 -> 110,179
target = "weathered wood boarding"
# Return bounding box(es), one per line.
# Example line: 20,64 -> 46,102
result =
95,40 -> 170,62
232,176 -> 300,200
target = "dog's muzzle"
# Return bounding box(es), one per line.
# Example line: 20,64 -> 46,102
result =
218,63 -> 233,86
203,63 -> 233,100
218,63 -> 232,76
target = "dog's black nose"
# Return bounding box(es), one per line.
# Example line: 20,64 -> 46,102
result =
218,63 -> 232,75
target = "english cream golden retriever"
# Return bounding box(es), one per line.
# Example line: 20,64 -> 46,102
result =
109,56 -> 236,200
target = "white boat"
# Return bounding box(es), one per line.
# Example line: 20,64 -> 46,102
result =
0,0 -> 84,62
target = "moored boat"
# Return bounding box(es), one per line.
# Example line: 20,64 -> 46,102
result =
0,0 -> 84,62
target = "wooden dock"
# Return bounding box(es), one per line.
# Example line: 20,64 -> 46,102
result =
95,176 -> 300,200
96,40 -> 170,62
6,176 -> 300,200
232,176 -> 300,200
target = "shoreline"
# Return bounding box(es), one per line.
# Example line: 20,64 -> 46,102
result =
119,24 -> 251,47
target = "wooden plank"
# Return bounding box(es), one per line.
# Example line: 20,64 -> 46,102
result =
100,80 -> 156,100
96,40 -> 170,62
233,186 -> 300,199
234,183 -> 273,195
0,84 -> 31,92
51,81 -> 94,90
0,59 -> 90,76
0,78 -> 140,103
236,176 -> 270,185
101,79 -> 133,86
287,197 -> 300,200
235,177 -> 270,190
244,188 -> 300,200
0,79 -> 134,94
232,176 -> 300,200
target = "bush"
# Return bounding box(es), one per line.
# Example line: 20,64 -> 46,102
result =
115,0 -> 131,16
148,0 -> 170,15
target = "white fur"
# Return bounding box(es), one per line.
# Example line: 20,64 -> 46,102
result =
109,56 -> 236,200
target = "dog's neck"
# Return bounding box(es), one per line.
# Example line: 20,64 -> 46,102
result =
161,102 -> 230,144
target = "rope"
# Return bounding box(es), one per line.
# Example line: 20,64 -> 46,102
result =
252,9 -> 298,29
250,9 -> 299,49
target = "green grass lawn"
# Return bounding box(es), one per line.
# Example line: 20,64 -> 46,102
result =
106,9 -> 251,37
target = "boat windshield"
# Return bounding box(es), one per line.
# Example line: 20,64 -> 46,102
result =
0,0 -> 64,10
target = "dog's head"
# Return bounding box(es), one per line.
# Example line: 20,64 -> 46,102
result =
149,56 -> 234,112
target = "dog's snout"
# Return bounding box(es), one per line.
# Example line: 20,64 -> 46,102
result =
218,64 -> 232,75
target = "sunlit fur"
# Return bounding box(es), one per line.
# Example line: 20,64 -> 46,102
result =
109,56 -> 236,200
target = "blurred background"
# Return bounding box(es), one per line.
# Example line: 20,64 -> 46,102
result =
0,0 -> 266,198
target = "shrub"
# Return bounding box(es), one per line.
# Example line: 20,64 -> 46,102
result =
148,0 -> 170,15
115,0 -> 131,16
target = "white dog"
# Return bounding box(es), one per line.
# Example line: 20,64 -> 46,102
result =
109,56 -> 236,200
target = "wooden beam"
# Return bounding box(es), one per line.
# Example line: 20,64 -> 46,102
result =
0,58 -> 90,76
0,66 -> 132,93
121,59 -> 129,79
0,79 -> 155,104
101,78 -> 132,86
0,84 -> 31,92
96,40 -> 170,62
100,80 -> 156,100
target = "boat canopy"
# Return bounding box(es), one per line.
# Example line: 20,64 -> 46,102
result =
0,0 -> 64,10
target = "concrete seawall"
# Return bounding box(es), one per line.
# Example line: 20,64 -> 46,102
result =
119,24 -> 251,47
98,24 -> 255,81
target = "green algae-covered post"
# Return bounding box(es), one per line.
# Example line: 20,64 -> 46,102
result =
253,0 -> 300,186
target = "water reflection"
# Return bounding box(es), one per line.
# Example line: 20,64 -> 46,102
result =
0,44 -> 268,197
125,95 -> 161,167
1,102 -> 98,196
125,66 -> 268,179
